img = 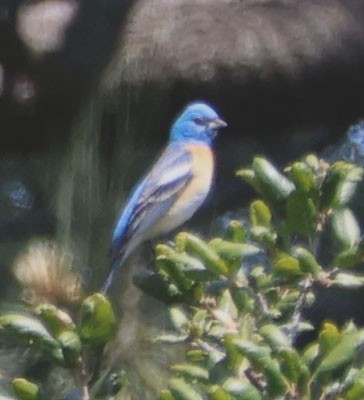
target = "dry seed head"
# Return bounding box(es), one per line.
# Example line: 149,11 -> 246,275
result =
12,240 -> 83,306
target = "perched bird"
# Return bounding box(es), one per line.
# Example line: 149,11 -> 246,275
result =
102,102 -> 227,292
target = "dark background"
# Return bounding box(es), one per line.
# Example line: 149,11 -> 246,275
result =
1,0 -> 364,337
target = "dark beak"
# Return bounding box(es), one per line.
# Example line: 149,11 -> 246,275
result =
208,118 -> 228,130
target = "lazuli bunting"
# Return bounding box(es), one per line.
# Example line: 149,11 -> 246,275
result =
102,102 -> 227,292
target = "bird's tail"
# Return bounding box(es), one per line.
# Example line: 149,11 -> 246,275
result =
101,269 -> 115,294
101,253 -> 127,293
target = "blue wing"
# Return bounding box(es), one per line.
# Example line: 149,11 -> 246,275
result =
110,142 -> 193,262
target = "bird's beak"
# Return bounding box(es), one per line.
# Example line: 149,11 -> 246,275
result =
208,118 -> 228,129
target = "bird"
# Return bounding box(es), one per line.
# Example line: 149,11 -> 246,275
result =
102,101 -> 227,292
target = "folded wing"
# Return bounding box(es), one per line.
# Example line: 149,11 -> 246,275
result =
110,143 -> 193,262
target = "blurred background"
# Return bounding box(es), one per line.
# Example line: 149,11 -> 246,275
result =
2,1 -> 364,395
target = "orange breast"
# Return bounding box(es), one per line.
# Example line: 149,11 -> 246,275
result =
151,144 -> 214,234
185,143 -> 214,197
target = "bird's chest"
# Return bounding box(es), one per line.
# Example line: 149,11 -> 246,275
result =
157,145 -> 214,232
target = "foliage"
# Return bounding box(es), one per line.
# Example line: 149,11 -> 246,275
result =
1,154 -> 364,399
154,155 -> 364,400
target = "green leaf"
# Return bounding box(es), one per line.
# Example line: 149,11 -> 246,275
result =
316,330 -> 364,374
35,304 -> 75,337
231,339 -> 287,396
161,252 -> 207,281
250,200 -> 272,227
286,192 -> 317,237
79,293 -> 116,346
333,273 -> 364,289
157,258 -> 193,292
12,379 -> 40,400
252,157 -> 295,209
304,154 -> 321,171
286,161 -> 318,193
160,389 -> 176,400
169,307 -> 189,331
0,313 -> 63,363
157,334 -> 189,344
334,246 -> 363,269
273,252 -> 302,277
58,330 -> 82,366
318,322 -> 341,355
250,226 -> 277,248
230,287 -> 251,313
169,378 -> 204,400
176,233 -> 229,277
278,348 -> 303,384
331,208 -> 360,250
228,220 -> 246,243
344,366 -> 364,400
171,364 -> 208,381
259,324 -> 290,350
186,350 -> 207,363
208,239 -> 260,261
320,161 -> 363,210
302,343 -> 319,367
225,334 -> 243,369
236,168 -> 262,194
209,386 -> 233,400
222,378 -> 262,400
292,247 -> 321,275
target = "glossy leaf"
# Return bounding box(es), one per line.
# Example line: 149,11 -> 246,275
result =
318,322 -> 341,355
344,366 -> 364,400
286,193 -> 317,237
316,330 -> 364,374
333,273 -> 364,289
251,157 -> 295,209
169,378 -> 204,400
0,313 -> 63,363
159,390 -> 175,400
259,324 -> 290,349
156,257 -> 194,292
157,334 -> 189,344
79,293 -> 116,346
292,247 -> 321,275
331,208 -> 360,250
273,252 -> 302,277
169,307 -> 189,331
12,378 -> 40,400
231,339 -> 287,396
35,304 -> 75,337
236,168 -> 262,194
176,232 -> 229,277
249,200 -> 271,227
320,161 -> 363,210
286,161 -> 318,193
222,378 -> 262,400
208,239 -> 260,261
58,330 -> 82,366
278,347 -> 302,384
209,386 -> 233,400
171,364 -> 208,381
228,220 -> 246,243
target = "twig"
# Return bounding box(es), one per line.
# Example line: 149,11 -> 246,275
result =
287,277 -> 312,344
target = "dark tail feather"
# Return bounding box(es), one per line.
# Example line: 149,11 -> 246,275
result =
101,254 -> 126,293
101,269 -> 115,293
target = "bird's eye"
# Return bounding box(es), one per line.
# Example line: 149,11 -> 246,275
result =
193,117 -> 205,125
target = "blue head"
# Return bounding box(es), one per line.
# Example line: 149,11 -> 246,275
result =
170,102 -> 227,146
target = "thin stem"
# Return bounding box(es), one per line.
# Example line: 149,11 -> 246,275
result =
287,277 -> 312,344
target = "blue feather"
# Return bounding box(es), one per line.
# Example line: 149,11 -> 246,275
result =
102,101 -> 226,292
